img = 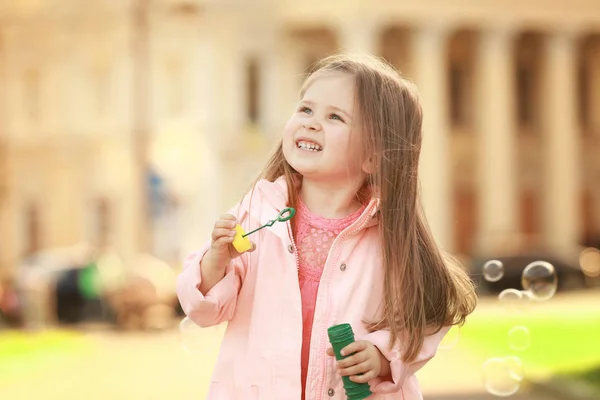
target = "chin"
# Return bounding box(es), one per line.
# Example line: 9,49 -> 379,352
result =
287,163 -> 316,177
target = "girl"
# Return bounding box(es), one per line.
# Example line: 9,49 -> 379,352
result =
177,53 -> 477,400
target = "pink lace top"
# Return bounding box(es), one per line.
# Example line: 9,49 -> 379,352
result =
296,198 -> 367,399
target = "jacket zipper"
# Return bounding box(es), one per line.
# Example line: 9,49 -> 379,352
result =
262,195 -> 378,399
286,220 -> 300,271
315,203 -> 378,399
259,194 -> 300,271
321,201 -> 377,281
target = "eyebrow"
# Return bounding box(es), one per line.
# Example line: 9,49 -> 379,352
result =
301,100 -> 353,121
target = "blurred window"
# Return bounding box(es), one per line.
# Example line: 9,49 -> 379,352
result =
449,63 -> 466,127
245,57 -> 260,125
25,203 -> 40,256
23,68 -> 40,121
515,33 -> 542,132
95,197 -> 111,248
166,57 -> 184,117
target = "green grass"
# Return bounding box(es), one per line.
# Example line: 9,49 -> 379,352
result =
568,366 -> 600,390
0,329 -> 92,386
458,302 -> 600,379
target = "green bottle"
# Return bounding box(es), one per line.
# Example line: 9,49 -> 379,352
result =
328,323 -> 373,400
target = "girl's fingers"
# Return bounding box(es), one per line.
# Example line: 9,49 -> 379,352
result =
339,360 -> 371,377
349,369 -> 377,383
214,220 -> 237,229
212,236 -> 235,247
341,341 -> 367,356
211,228 -> 236,241
336,350 -> 368,369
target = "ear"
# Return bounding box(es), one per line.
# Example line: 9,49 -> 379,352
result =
361,154 -> 378,174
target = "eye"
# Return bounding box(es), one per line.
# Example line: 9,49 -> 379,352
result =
329,113 -> 344,122
298,106 -> 312,115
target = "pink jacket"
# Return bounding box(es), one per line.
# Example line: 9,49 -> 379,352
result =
177,177 -> 448,400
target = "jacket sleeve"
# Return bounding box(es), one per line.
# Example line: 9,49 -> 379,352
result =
363,326 -> 450,394
176,199 -> 251,328
176,243 -> 248,328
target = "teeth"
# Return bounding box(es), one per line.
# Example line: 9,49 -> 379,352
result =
297,141 -> 322,151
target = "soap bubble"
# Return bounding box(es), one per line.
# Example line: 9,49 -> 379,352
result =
439,325 -> 460,350
508,326 -> 531,351
503,356 -> 524,382
498,288 -> 522,308
498,288 -> 532,312
519,290 -> 533,308
579,248 -> 600,278
482,357 -> 521,396
498,288 -> 521,304
520,289 -> 533,300
483,260 -> 504,282
521,261 -> 557,301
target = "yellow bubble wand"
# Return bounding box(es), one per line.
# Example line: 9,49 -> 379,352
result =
232,208 -> 296,253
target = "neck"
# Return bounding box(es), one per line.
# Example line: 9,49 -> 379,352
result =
299,177 -> 363,219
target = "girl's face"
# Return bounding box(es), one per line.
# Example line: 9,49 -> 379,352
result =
282,71 -> 368,184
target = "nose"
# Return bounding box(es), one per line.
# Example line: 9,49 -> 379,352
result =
302,118 -> 321,132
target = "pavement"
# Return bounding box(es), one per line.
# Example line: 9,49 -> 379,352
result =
2,290 -> 598,399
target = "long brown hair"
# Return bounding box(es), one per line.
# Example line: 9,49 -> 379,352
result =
258,53 -> 476,362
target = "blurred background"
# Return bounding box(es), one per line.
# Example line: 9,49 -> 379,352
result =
0,0 -> 599,399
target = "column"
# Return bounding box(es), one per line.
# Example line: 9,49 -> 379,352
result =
260,32 -> 304,139
411,26 -> 452,251
476,28 -> 519,253
0,29 -> 11,274
0,147 -> 11,274
208,19 -> 242,217
542,31 -> 581,252
337,18 -> 380,55
589,39 -> 600,236
214,25 -> 244,150
589,39 -> 600,135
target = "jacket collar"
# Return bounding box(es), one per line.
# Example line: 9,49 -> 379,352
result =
254,176 -> 381,231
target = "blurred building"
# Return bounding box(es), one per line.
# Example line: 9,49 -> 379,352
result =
0,0 -> 599,278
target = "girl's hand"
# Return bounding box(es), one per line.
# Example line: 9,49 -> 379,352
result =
326,340 -> 391,383
198,214 -> 255,295
207,214 -> 255,269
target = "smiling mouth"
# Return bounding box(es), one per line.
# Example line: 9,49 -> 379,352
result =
296,140 -> 322,152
